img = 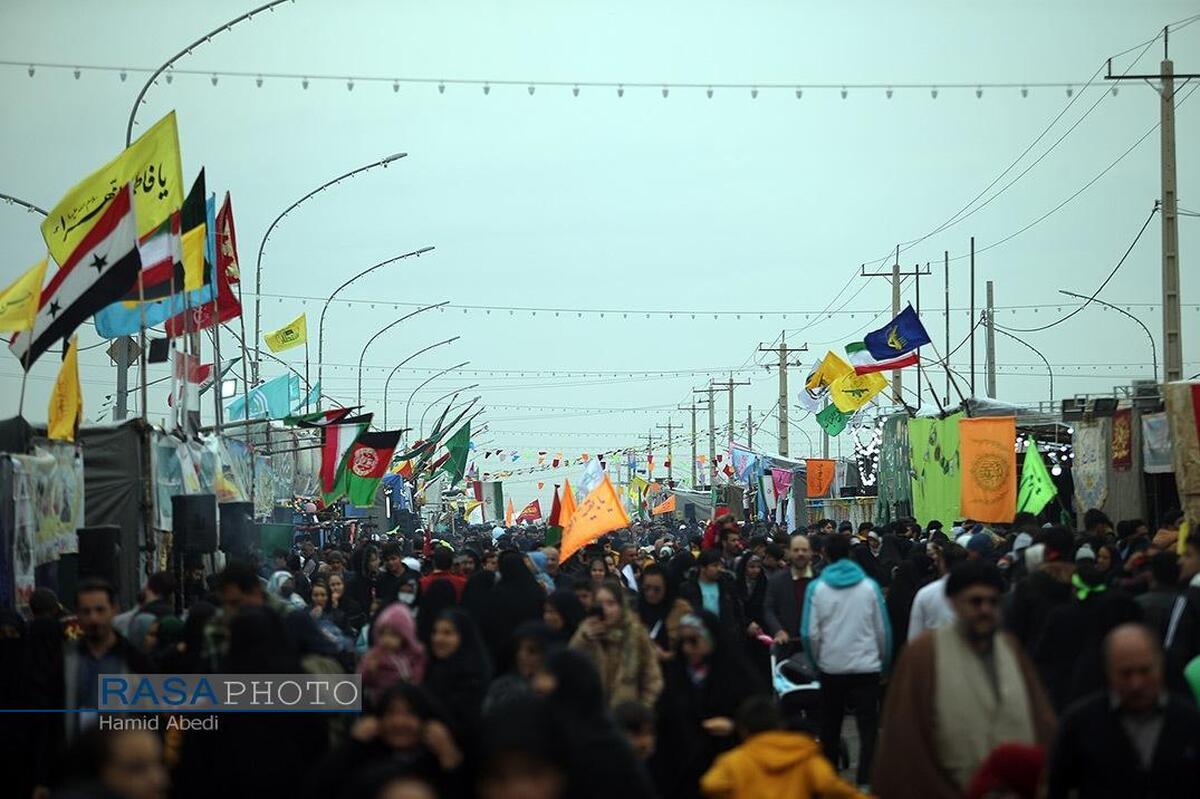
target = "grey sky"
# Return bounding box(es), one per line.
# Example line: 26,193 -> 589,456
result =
1,1 -> 1197,509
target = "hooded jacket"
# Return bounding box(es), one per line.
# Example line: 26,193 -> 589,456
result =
699,731 -> 868,799
799,559 -> 891,675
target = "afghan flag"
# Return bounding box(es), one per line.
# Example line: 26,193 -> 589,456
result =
320,414 -> 372,495
335,429 -> 404,507
10,185 -> 142,369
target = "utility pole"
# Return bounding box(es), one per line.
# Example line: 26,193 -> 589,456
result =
693,386 -> 718,488
709,373 -> 751,446
656,420 -> 675,483
969,236 -> 976,395
746,405 -> 753,448
861,253 -> 930,404
985,280 -> 997,398
644,429 -> 654,479
916,263 -> 924,407
758,332 -> 808,457
944,250 -> 951,405
678,401 -> 703,489
1104,31 -> 1194,382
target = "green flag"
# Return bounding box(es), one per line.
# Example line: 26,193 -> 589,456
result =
817,404 -> 852,436
1017,444 -> 1057,515
442,422 -> 471,486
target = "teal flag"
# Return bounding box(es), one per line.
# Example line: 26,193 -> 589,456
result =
817,404 -> 852,436
908,413 -> 962,526
225,373 -> 300,421
1017,444 -> 1057,515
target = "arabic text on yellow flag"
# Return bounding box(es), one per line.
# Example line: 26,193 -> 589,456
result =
959,416 -> 1017,524
806,351 -> 853,392
561,474 -> 631,562
48,336 -> 82,442
829,370 -> 887,412
651,494 -> 677,516
181,223 -> 206,292
0,259 -> 47,332
559,478 -> 578,528
264,313 -> 307,353
43,112 -> 184,264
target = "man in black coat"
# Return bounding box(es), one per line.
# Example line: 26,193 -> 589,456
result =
679,549 -> 745,643
1048,623 -> 1200,799
763,532 -> 815,644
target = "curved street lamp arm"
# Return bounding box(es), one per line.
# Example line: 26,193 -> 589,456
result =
405,361 -> 471,436
356,301 -> 449,405
382,336 -> 460,428
254,151 -> 407,376
418,386 -> 480,435
993,326 -> 1054,403
0,192 -> 48,216
317,245 -> 434,402
1058,289 -> 1157,380
126,0 -> 295,145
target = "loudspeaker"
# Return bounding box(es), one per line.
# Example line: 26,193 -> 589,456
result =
77,525 -> 120,586
173,494 -> 218,553
219,501 -> 255,556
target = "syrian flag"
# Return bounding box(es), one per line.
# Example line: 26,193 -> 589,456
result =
845,340 -> 919,375
321,414 -> 372,494
10,185 -> 141,369
336,430 -> 404,507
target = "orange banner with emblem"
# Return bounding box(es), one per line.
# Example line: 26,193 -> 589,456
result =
806,459 -> 836,497
959,416 -> 1017,523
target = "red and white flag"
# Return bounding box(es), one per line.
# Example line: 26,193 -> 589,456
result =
10,185 -> 141,368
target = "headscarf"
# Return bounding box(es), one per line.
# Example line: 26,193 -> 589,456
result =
267,570 -> 307,608
416,579 -> 458,647
526,551 -> 556,594
545,590 -> 586,643
360,603 -> 427,691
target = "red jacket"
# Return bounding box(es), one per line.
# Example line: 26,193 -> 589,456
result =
419,571 -> 466,600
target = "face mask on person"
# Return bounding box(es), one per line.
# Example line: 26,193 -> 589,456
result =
398,591 -> 416,606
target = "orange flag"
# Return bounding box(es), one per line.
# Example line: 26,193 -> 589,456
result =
959,416 -> 1017,523
560,474 -> 630,562
559,478 -> 578,528
505,497 -> 515,526
805,459 -> 836,497
651,494 -> 677,515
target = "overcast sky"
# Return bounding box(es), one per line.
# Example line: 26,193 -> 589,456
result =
1,1 -> 1197,509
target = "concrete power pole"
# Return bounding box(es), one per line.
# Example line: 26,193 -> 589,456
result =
1104,33 -> 1195,382
679,402 -> 702,489
758,333 -> 808,457
985,280 -> 997,398
746,405 -> 753,448
691,386 -> 717,488
656,420 -> 675,483
709,374 -> 751,446
861,253 -> 931,405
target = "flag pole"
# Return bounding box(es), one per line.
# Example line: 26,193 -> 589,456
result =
137,256 -> 149,421
17,346 -> 31,419
211,301 -> 224,434
304,335 -> 311,413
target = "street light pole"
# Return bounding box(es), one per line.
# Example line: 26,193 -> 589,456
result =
382,337 -> 460,428
405,361 -> 470,441
317,246 -> 434,405
419,389 -> 481,436
254,152 -> 407,382
356,301 -> 449,406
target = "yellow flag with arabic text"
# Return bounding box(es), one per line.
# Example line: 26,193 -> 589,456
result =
48,336 -> 82,442
0,258 -> 47,332
42,112 -> 184,264
806,351 -> 853,392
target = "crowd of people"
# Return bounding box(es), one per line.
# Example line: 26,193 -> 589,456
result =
4,506 -> 1200,798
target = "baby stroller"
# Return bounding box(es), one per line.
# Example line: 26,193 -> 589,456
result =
770,642 -> 850,771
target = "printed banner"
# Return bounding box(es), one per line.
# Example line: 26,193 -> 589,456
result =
11,443 -> 84,567
1073,421 -> 1108,512
1111,408 -> 1133,471
960,416 -> 1017,523
1141,412 -> 1173,475
1165,382 -> 1200,530
771,468 -> 794,500
805,459 -> 836,498
875,413 -> 912,524
909,413 -> 962,527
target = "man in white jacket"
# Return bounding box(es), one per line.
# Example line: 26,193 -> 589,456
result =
800,533 -> 891,788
